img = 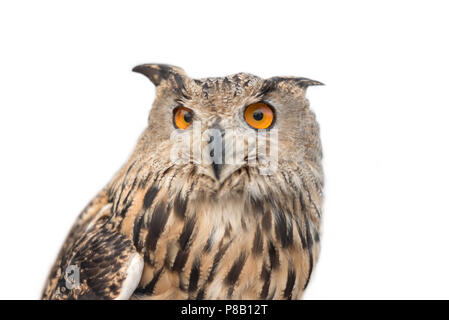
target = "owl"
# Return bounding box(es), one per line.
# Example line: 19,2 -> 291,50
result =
41,64 -> 324,300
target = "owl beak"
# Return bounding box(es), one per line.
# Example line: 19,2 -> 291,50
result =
211,160 -> 222,180
206,124 -> 225,181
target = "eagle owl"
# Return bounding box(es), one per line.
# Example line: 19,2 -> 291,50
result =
42,64 -> 324,300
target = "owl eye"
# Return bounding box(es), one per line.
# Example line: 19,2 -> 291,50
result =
173,106 -> 194,130
244,102 -> 274,129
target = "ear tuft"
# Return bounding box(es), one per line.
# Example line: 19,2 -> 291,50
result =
132,64 -> 186,86
266,76 -> 324,90
294,77 -> 324,87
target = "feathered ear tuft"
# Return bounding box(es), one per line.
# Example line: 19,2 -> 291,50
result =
293,77 -> 324,87
263,76 -> 324,92
132,63 -> 186,86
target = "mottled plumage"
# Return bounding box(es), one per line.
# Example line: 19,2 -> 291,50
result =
42,64 -> 324,300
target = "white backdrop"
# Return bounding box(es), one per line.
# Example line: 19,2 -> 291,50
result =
1,1 -> 448,299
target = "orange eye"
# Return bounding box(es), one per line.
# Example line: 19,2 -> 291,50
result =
173,106 -> 194,129
244,102 -> 274,129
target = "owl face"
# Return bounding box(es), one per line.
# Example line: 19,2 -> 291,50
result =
133,64 -> 322,197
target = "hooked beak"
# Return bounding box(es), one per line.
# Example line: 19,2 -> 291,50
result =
212,158 -> 222,180
206,124 -> 225,181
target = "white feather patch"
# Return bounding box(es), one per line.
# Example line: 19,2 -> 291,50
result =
85,203 -> 112,232
114,253 -> 144,300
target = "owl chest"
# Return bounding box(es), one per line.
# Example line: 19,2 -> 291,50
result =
132,198 -> 313,300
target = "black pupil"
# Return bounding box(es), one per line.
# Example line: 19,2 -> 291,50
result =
183,111 -> 193,123
253,110 -> 264,121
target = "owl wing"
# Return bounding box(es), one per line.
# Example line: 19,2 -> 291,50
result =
41,190 -> 144,300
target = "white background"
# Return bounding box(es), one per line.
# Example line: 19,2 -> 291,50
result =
1,1 -> 448,300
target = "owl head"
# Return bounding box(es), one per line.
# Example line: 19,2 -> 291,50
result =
132,64 -> 323,200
